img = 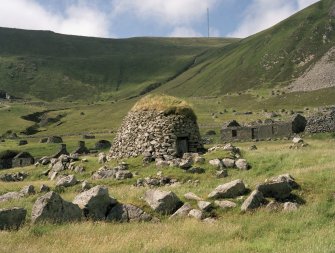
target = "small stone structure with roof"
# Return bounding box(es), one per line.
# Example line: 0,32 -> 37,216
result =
0,150 -> 34,169
109,95 -> 204,159
221,114 -> 307,142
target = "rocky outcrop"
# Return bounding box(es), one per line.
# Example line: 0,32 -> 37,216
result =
73,186 -> 117,220
109,110 -> 203,159
31,192 -> 82,223
144,190 -> 183,215
0,207 -> 27,230
208,179 -> 247,199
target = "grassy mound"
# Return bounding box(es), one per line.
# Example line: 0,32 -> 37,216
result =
131,94 -> 197,119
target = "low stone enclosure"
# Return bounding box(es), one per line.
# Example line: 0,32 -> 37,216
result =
221,114 -> 308,142
109,95 -> 204,159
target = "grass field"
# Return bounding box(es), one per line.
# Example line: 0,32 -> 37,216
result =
0,136 -> 335,253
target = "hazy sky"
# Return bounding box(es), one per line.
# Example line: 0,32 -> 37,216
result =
0,0 -> 319,38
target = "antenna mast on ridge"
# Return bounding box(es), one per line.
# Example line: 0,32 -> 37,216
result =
207,8 -> 210,38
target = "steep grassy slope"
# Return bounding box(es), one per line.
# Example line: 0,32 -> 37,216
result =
0,28 -> 235,101
162,0 -> 335,96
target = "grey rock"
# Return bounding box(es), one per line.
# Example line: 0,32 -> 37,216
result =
178,159 -> 193,170
186,167 -> 205,174
98,153 -> 107,164
214,200 -> 237,210
216,169 -> 228,178
188,209 -> 204,220
0,192 -> 21,202
20,185 -> 35,195
283,202 -> 299,212
266,201 -> 282,212
257,175 -> 297,199
222,158 -> 235,168
203,217 -> 217,224
0,207 -> 26,230
56,175 -> 78,188
184,192 -> 202,201
115,170 -> 133,180
91,166 -> 116,180
39,184 -> 50,193
170,203 -> 192,219
107,203 -> 152,222
208,179 -> 247,199
292,137 -> 303,144
31,192 -> 82,223
144,190 -> 182,215
73,185 -> 117,220
81,181 -> 91,191
197,201 -> 213,211
235,159 -> 250,170
241,190 -> 265,211
209,159 -> 223,168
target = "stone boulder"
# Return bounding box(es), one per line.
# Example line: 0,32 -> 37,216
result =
222,158 -> 235,168
20,185 -> 35,195
209,159 -> 223,169
0,207 -> 27,230
115,170 -> 133,180
257,174 -> 298,199
283,202 -> 299,212
235,159 -> 250,170
170,203 -> 192,219
186,167 -> 205,174
208,179 -> 247,199
31,192 -> 82,223
40,184 -> 50,193
216,169 -> 228,178
98,153 -> 107,164
144,190 -> 182,215
184,192 -> 202,201
73,186 -> 117,220
107,203 -> 152,222
197,201 -> 213,211
214,200 -> 237,210
92,166 -> 116,179
56,175 -> 78,188
241,190 -> 265,211
188,209 -> 204,220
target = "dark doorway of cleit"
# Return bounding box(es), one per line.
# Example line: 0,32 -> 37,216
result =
176,137 -> 189,157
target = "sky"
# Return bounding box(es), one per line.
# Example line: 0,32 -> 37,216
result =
0,0 -> 320,38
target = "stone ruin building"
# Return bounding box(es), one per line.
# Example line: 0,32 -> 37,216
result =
221,114 -> 307,142
0,150 -> 34,169
109,95 -> 204,159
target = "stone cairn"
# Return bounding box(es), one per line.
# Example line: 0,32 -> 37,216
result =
109,109 -> 203,159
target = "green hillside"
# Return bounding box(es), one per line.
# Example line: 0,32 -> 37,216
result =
161,0 -> 335,96
0,28 -> 235,101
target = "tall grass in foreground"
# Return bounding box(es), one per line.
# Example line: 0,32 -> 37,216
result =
0,138 -> 334,252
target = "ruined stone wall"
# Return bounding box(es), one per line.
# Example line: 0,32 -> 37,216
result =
109,110 -> 203,159
305,110 -> 335,133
